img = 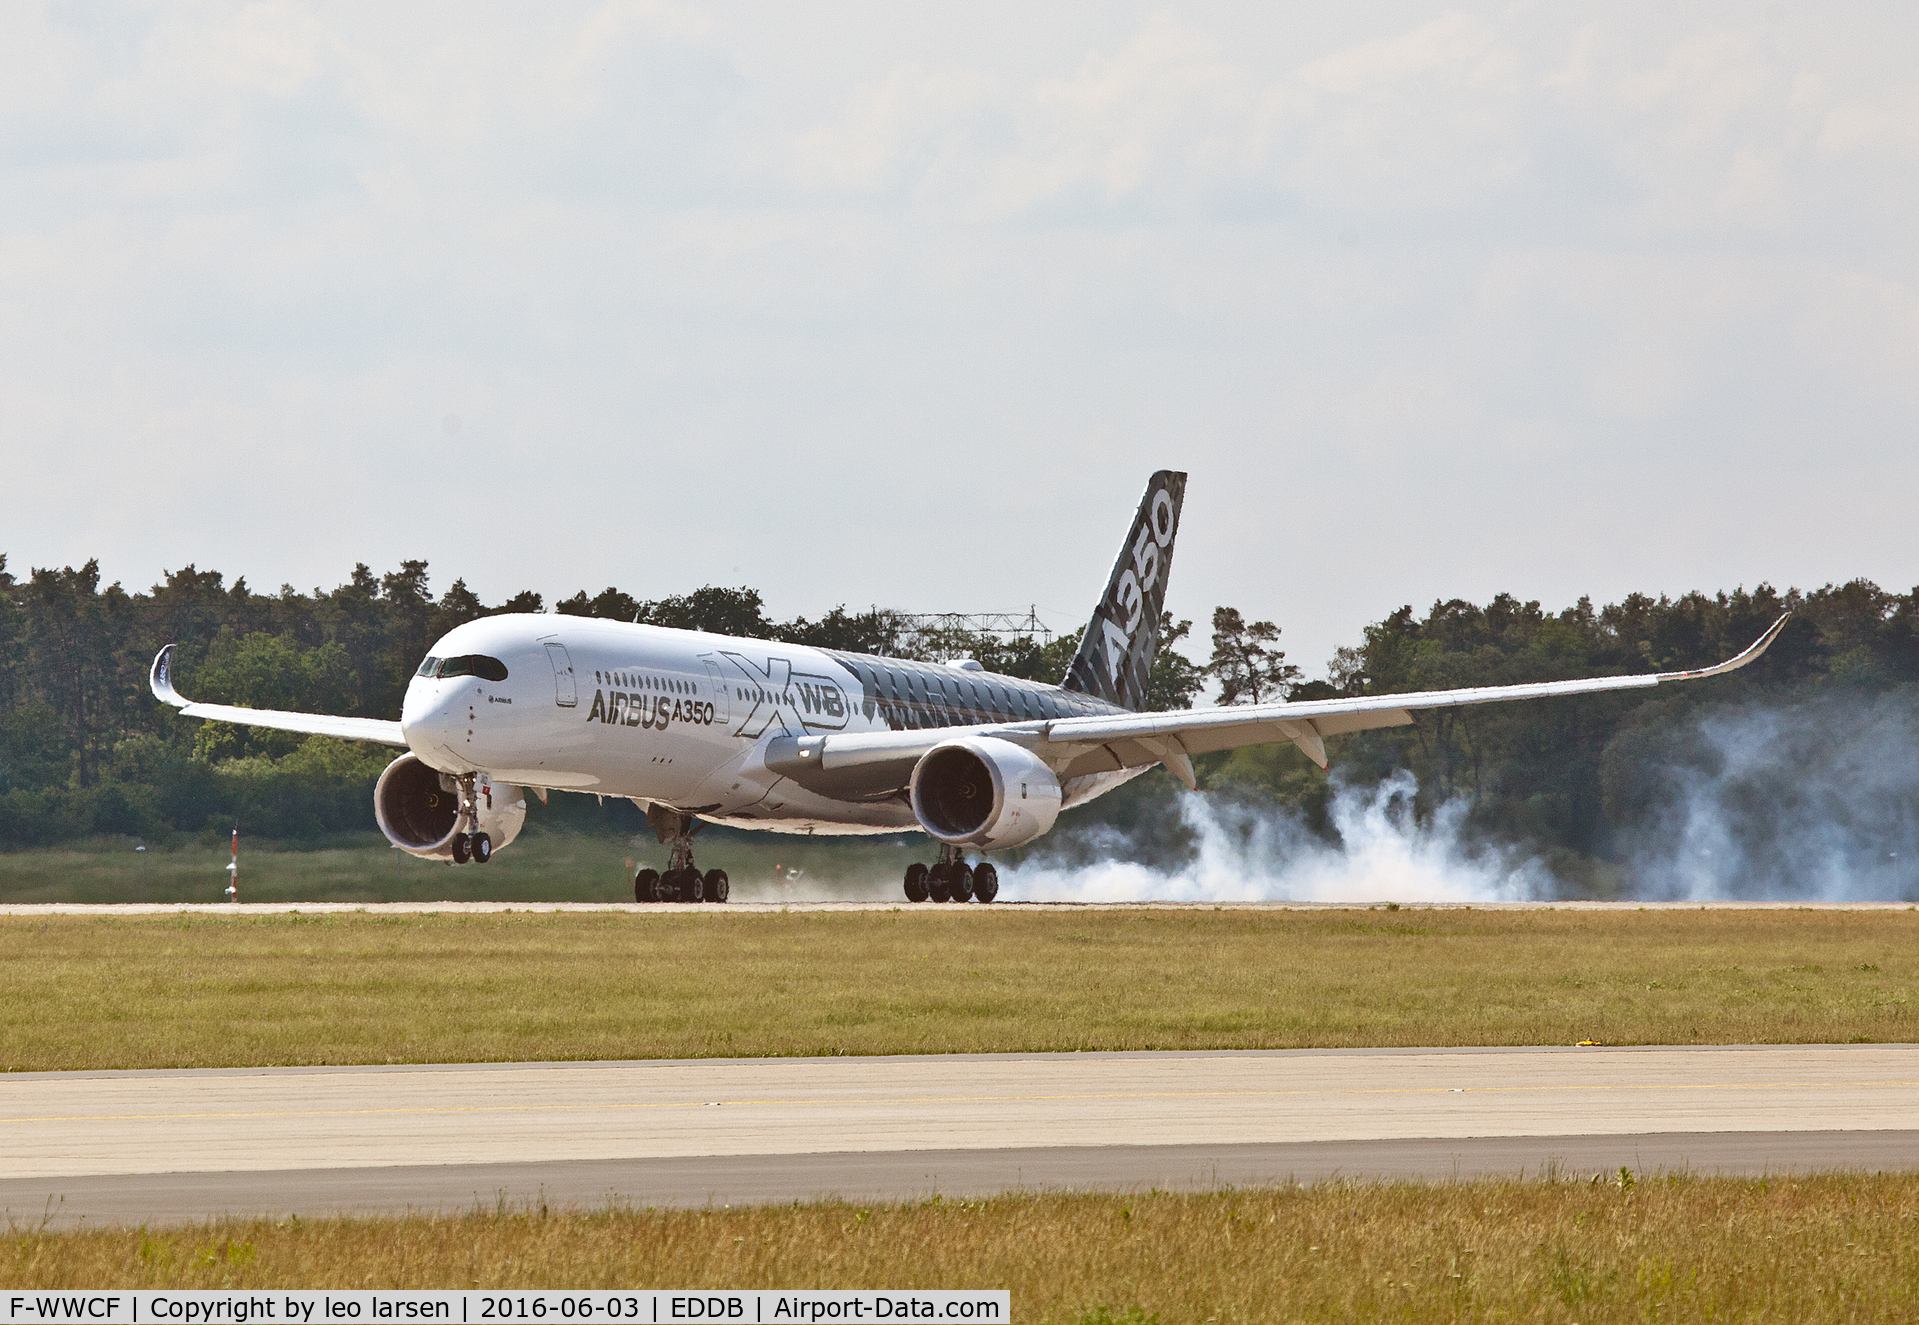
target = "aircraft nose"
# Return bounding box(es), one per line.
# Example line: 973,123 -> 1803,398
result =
400,679 -> 464,756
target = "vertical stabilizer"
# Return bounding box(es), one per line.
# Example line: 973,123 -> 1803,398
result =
1061,471 -> 1187,712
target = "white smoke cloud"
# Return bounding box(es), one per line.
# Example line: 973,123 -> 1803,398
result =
1622,690 -> 1919,902
1005,772 -> 1553,904
996,690 -> 1919,905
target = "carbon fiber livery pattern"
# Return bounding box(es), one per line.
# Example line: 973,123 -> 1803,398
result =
1062,470 -> 1186,712
820,650 -> 1125,732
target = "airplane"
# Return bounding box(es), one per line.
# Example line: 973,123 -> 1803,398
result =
150,471 -> 1788,905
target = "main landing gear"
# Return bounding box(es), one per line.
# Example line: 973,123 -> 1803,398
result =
450,773 -> 492,865
633,804 -> 729,904
903,843 -> 999,904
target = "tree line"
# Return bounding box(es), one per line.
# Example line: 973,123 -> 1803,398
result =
2,552 -> 1913,887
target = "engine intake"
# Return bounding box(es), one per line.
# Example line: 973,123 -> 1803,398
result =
375,753 -> 527,862
909,736 -> 1062,850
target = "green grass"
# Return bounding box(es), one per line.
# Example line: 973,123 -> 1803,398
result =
0,828 -> 917,904
8,1175 -> 1919,1321
1,909 -> 1914,1071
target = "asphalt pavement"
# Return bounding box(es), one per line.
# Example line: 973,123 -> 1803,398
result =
3,1045 -> 1915,1227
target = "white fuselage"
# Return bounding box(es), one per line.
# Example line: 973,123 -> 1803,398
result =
400,614 -> 1126,835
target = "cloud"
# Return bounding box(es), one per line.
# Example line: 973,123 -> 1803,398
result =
1,4 -> 1917,676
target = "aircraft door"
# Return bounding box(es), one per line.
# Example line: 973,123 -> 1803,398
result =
702,656 -> 730,731
544,641 -> 578,707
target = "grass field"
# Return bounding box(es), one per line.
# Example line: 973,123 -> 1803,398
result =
1,908 -> 1913,1071
0,829 -> 914,905
7,1176 -> 1919,1320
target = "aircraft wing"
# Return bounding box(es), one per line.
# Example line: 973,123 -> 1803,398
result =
1041,612 -> 1789,785
149,645 -> 408,747
766,613 -> 1790,794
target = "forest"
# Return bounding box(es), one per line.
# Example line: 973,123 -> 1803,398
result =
1,552 -> 1915,892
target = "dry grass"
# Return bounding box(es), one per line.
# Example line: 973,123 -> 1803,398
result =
7,1175 -> 1919,1321
1,909 -> 1915,1071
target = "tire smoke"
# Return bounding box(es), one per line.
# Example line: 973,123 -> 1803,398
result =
1614,689 -> 1919,902
1000,690 -> 1919,904
1004,772 -> 1551,903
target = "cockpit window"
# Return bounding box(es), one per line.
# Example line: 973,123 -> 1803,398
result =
435,654 -> 509,682
416,656 -> 440,677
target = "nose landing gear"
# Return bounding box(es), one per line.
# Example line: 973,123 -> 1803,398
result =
450,774 -> 493,865
902,844 -> 998,903
633,804 -> 730,904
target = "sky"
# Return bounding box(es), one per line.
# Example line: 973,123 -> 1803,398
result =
2,2 -> 1916,674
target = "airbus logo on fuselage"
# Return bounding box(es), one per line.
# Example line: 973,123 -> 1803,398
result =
586,688 -> 716,730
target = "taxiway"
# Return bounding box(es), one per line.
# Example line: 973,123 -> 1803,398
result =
2,1045 -> 1914,1226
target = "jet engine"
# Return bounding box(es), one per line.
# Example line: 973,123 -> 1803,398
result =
374,753 -> 526,863
909,736 -> 1062,850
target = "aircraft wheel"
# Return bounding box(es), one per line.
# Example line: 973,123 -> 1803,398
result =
686,869 -> 706,903
928,863 -> 952,903
650,870 -> 675,903
904,863 -> 929,903
704,869 -> 730,903
949,863 -> 975,903
973,862 -> 999,903
451,833 -> 471,865
471,833 -> 492,865
634,868 -> 660,903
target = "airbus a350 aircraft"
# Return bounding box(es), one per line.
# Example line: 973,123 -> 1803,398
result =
151,472 -> 1786,904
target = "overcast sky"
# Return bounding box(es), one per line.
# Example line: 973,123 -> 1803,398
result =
3,3 -> 1915,673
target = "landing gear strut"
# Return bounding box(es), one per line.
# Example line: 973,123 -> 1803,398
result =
903,843 -> 998,904
450,773 -> 492,865
633,804 -> 729,904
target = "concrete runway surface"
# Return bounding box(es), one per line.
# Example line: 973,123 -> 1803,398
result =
3,1046 -> 1916,1227
4,900 -> 1917,915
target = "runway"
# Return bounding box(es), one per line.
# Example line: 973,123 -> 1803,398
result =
3,900 -> 1917,915
3,1045 -> 1916,1226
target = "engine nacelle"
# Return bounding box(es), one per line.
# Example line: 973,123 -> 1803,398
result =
374,754 -> 526,863
909,736 -> 1062,850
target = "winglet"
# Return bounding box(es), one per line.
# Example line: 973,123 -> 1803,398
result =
150,644 -> 188,708
1655,613 -> 1790,683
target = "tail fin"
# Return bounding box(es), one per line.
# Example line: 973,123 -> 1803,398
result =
1061,470 -> 1187,711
